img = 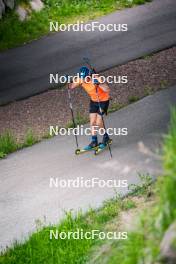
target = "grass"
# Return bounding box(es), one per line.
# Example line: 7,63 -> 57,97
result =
158,108 -> 176,230
0,129 -> 38,158
141,54 -> 153,60
108,102 -> 124,113
144,85 -> 153,96
128,173 -> 153,197
23,129 -> 39,147
0,0 -> 152,51
107,232 -> 146,264
0,131 -> 18,158
0,174 -> 152,264
128,95 -> 140,103
160,80 -> 169,89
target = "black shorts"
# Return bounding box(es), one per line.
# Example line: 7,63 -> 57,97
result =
89,100 -> 109,115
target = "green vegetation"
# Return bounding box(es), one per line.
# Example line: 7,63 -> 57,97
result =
144,85 -> 153,96
0,0 -> 152,51
128,95 -> 140,103
23,129 -> 39,147
106,108 -> 176,263
160,80 -> 169,89
0,129 -> 38,158
159,108 -> 176,230
108,102 -> 124,113
141,54 -> 153,60
0,131 -> 18,158
129,173 -> 153,197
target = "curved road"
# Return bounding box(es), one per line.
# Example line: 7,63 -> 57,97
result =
0,0 -> 176,105
0,86 -> 176,250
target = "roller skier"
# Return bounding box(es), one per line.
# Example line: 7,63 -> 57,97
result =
68,63 -> 112,156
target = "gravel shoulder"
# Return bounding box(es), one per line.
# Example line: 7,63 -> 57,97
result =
0,47 -> 175,142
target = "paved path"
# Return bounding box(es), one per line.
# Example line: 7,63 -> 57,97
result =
0,0 -> 176,105
0,86 -> 176,250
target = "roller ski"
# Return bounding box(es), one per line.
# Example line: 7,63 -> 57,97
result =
75,138 -> 98,155
95,136 -> 112,155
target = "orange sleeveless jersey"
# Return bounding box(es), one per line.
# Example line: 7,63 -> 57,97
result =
78,78 -> 109,102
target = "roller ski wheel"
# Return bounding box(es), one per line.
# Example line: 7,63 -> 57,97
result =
75,149 -> 81,155
75,143 -> 98,155
95,139 -> 112,155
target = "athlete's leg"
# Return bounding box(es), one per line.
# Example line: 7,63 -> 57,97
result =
90,113 -> 98,135
96,113 -> 110,147
96,113 -> 104,129
83,113 -> 98,150
96,100 -> 109,129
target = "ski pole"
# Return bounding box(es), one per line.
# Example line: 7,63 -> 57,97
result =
83,58 -> 113,158
66,75 -> 79,150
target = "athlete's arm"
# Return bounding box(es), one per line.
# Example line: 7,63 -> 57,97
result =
68,77 -> 80,89
92,74 -> 110,93
99,82 -> 110,93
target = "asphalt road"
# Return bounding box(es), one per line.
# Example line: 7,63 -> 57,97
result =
0,87 -> 176,250
0,0 -> 176,105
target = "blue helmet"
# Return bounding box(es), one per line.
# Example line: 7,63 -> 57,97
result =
79,66 -> 90,79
